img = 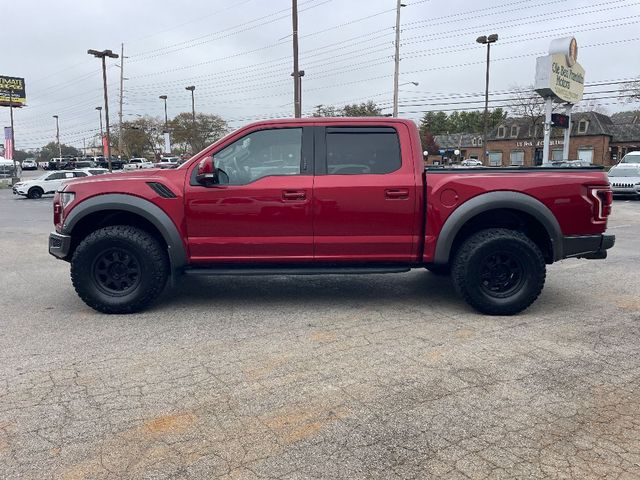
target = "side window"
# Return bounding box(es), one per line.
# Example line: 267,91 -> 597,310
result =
214,128 -> 302,185
73,172 -> 88,177
47,173 -> 64,181
325,127 -> 401,175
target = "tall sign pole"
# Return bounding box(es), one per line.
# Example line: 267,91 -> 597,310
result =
542,97 -> 553,165
562,103 -> 573,160
535,37 -> 584,165
9,89 -> 16,180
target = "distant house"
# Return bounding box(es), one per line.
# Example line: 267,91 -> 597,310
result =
431,111 -> 640,166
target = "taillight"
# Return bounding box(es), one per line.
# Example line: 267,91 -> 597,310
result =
588,186 -> 612,222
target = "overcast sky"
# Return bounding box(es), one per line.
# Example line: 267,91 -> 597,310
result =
3,0 -> 640,151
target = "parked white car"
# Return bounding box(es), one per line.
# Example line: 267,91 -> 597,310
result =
123,158 -> 154,171
620,151 -> 640,164
461,159 -> 483,167
12,170 -> 90,199
21,159 -> 38,170
157,157 -> 180,169
609,164 -> 640,198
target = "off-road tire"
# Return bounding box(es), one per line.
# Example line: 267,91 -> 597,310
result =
451,228 -> 546,315
27,187 -> 43,199
71,225 -> 169,314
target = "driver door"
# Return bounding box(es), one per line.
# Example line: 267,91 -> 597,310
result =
184,126 -> 314,263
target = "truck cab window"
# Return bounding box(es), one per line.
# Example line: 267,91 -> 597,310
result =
325,128 -> 401,175
214,128 -> 302,185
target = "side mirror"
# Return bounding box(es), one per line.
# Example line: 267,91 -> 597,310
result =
195,157 -> 219,186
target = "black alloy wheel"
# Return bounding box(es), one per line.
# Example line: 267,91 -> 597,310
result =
92,248 -> 142,296
478,251 -> 525,298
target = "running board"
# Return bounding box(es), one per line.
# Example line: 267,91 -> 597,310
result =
183,266 -> 411,276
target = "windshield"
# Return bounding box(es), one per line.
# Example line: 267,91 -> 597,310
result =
609,167 -> 640,177
621,152 -> 640,163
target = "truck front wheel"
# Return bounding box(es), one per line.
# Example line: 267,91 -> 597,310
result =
70,225 -> 169,314
451,228 -> 546,315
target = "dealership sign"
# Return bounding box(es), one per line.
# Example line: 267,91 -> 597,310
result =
534,37 -> 584,104
0,76 -> 26,107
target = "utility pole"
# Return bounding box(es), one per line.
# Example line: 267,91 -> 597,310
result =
88,49 -> 119,172
292,0 -> 301,118
392,0 -> 404,118
476,34 -> 498,164
118,43 -> 125,157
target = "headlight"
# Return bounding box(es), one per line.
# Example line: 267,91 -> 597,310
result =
60,192 -> 75,209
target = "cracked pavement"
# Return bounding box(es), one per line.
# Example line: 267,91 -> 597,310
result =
1,183 -> 639,479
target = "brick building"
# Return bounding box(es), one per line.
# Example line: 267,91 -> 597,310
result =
433,110 -> 640,166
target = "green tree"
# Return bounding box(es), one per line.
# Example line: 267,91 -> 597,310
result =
419,111 -> 449,137
36,142 -> 81,162
118,116 -> 163,158
342,101 -> 382,117
14,149 -> 30,162
170,112 -> 228,154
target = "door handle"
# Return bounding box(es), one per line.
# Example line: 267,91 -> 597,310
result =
282,190 -> 306,201
385,189 -> 409,199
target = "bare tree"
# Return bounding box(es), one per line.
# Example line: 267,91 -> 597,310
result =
620,78 -> 640,103
509,85 -> 546,160
573,99 -> 608,114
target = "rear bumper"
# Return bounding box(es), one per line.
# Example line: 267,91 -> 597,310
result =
562,234 -> 615,260
49,231 -> 71,260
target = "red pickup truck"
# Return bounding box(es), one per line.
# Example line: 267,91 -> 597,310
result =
49,118 -> 614,315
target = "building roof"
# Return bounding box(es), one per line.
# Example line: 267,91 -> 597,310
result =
486,111 -> 616,140
433,133 -> 480,149
610,123 -> 640,144
611,110 -> 640,125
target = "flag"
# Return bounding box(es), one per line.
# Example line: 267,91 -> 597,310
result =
102,134 -> 109,157
4,127 -> 13,160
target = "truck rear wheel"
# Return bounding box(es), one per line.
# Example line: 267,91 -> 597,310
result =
70,225 -> 169,314
451,228 -> 546,315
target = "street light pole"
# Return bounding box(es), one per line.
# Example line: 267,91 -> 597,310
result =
53,115 -> 61,159
88,48 -> 119,172
476,34 -> 498,165
159,95 -> 170,155
392,0 -> 406,118
185,86 -> 196,152
95,106 -> 104,156
159,95 -> 168,129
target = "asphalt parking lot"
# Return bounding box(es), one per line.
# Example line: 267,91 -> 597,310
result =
1,177 -> 639,480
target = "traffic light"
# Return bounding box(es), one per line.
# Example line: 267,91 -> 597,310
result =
551,113 -> 570,129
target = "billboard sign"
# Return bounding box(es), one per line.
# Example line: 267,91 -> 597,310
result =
0,76 -> 26,107
534,37 -> 585,104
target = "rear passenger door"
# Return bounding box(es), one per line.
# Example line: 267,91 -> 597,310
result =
312,125 -> 419,262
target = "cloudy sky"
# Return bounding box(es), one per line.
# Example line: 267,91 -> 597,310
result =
3,0 -> 640,151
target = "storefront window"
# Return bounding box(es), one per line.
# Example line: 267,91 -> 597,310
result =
551,149 -> 564,161
488,151 -> 503,166
510,150 -> 524,166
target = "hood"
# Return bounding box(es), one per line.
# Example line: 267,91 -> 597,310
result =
62,168 -> 167,188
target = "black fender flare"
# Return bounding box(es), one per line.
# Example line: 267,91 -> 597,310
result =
62,193 -> 188,270
433,191 -> 563,264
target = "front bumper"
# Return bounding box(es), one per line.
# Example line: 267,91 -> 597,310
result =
562,234 -> 615,260
49,231 -> 71,260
